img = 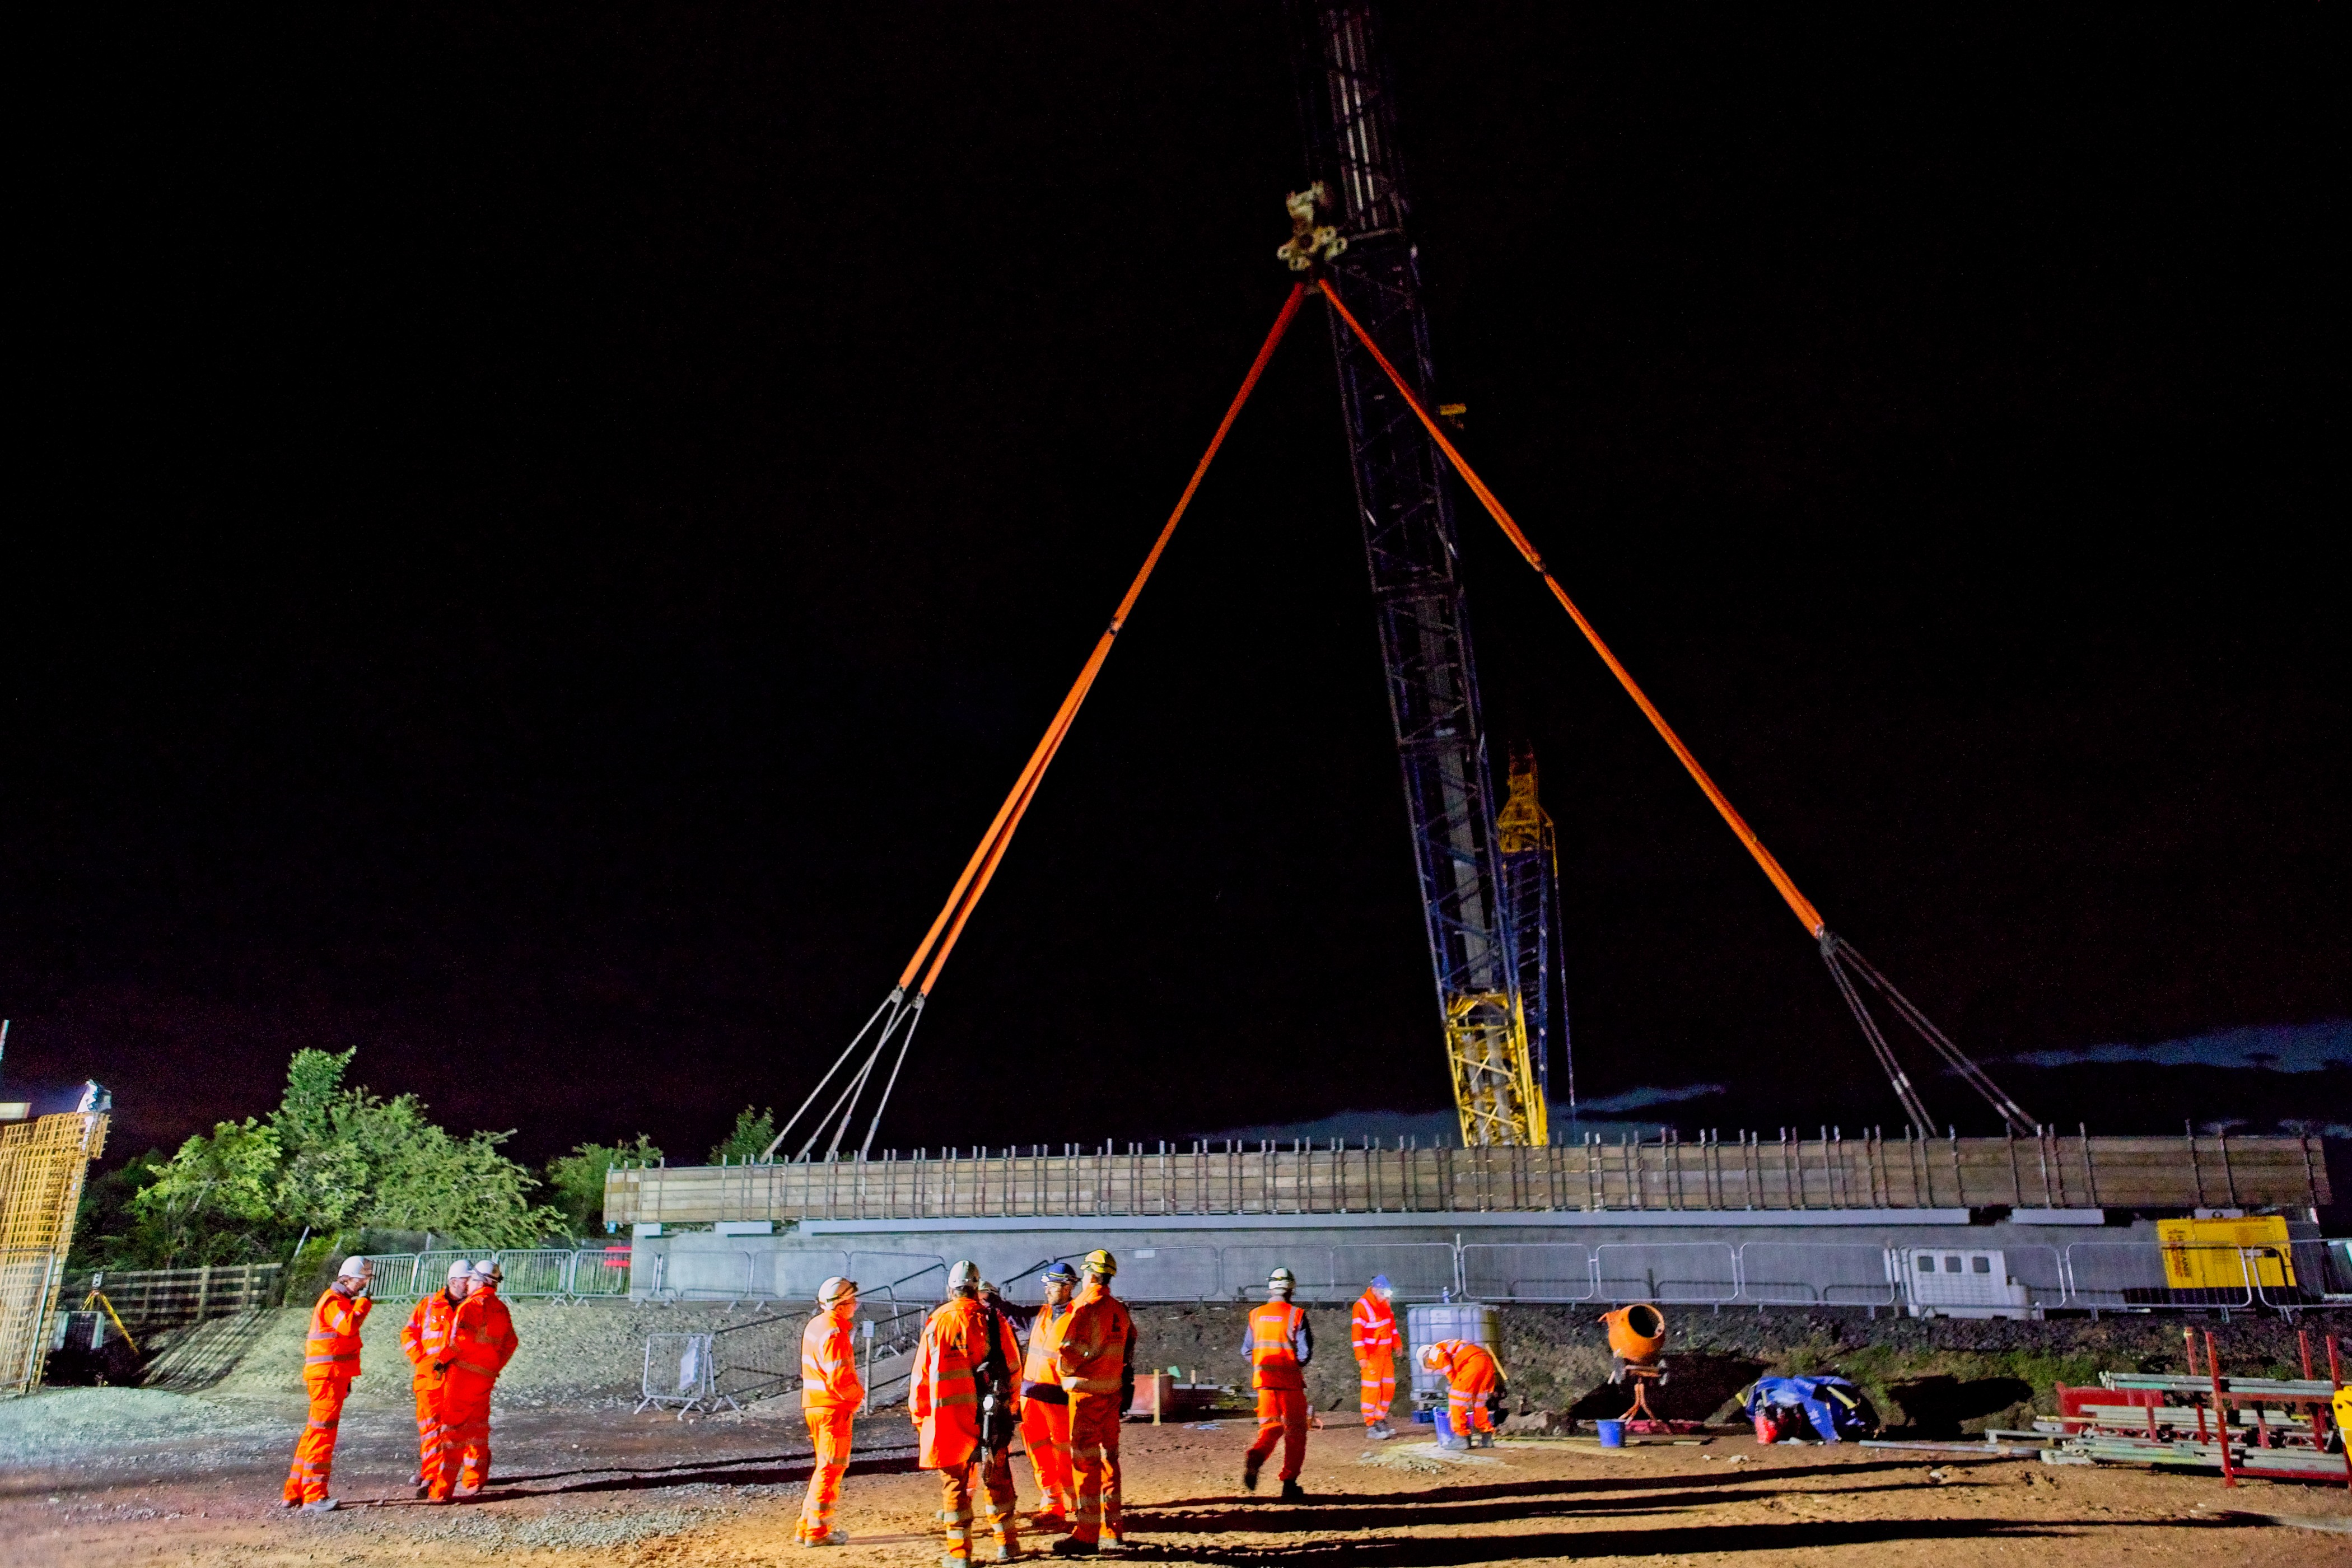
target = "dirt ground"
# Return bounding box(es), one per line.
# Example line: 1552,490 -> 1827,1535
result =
7,1389 -> 2351,1568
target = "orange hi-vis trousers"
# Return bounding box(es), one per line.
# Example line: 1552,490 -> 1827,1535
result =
798,1407 -> 854,1542
412,1377 -> 450,1492
1356,1348 -> 1396,1424
438,1375 -> 495,1495
1448,1373 -> 1497,1436
283,1373 -> 351,1504
1247,1387 -> 1309,1482
937,1446 -> 1018,1561
1020,1397 -> 1074,1516
1065,1390 -> 1123,1545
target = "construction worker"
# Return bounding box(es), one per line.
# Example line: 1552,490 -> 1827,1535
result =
436,1259 -> 519,1500
797,1275 -> 864,1547
1051,1249 -> 1133,1556
1350,1273 -> 1400,1439
400,1260 -> 472,1495
282,1256 -> 373,1512
911,1259 -> 1024,1566
1019,1263 -> 1079,1530
1420,1338 -> 1502,1449
1241,1266 -> 1313,1499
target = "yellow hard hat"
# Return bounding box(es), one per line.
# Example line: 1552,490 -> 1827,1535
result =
1082,1248 -> 1118,1277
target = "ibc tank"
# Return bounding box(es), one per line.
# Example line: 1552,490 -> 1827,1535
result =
1405,1300 -> 1497,1408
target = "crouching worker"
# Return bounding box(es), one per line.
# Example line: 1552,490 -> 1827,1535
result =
912,1260 -> 1024,1566
797,1276 -> 864,1547
283,1256 -> 373,1512
436,1259 -> 519,1500
1420,1338 -> 1502,1449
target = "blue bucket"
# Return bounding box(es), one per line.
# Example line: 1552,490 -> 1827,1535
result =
1434,1408 -> 1456,1442
1595,1418 -> 1625,1448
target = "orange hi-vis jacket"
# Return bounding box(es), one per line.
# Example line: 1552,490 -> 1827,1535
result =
1054,1281 -> 1134,1398
1022,1299 -> 1072,1403
446,1286 -> 518,1384
1350,1291 -> 1398,1357
402,1290 -> 461,1389
305,1286 -> 371,1384
1245,1299 -> 1312,1392
800,1302 -> 864,1411
1429,1338 -> 1499,1393
910,1296 -> 1021,1471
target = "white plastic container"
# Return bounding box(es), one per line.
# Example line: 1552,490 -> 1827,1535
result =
1406,1301 -> 1497,1409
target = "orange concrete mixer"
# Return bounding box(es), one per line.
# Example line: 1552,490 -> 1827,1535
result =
1599,1304 -> 1671,1430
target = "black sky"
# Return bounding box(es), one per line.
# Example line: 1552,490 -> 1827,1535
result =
8,6 -> 2344,1168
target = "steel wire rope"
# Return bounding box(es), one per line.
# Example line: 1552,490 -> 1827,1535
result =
1315,276 -> 2034,1136
777,282 -> 1311,1160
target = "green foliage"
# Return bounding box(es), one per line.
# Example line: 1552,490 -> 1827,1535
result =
708,1107 -> 776,1165
68,1150 -> 174,1271
544,1135 -> 664,1234
107,1048 -> 566,1266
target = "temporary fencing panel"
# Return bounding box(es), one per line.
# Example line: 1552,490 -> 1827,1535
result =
850,1252 -> 948,1306
637,1331 -> 734,1414
1115,1245 -> 1222,1302
661,1249 -> 755,1301
493,1249 -> 575,1298
769,1249 -> 855,1301
1735,1243 -> 1893,1307
357,1255 -> 421,1299
2065,1242 -> 2251,1310
1222,1245 -> 1334,1302
1333,1242 -> 1461,1302
572,1247 -> 633,1297
1594,1242 -> 1738,1304
1459,1243 -> 1594,1303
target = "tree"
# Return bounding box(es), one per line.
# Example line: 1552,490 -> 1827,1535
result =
119,1048 -> 564,1263
708,1107 -> 776,1165
545,1135 -> 664,1235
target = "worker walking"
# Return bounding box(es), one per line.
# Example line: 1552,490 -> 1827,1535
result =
797,1276 -> 864,1547
1019,1263 -> 1079,1530
436,1259 -> 519,1500
1051,1249 -> 1133,1556
282,1256 -> 373,1512
1350,1273 -> 1399,1438
1241,1267 -> 1313,1500
911,1260 -> 1024,1566
400,1261 -> 472,1495
1420,1338 -> 1502,1449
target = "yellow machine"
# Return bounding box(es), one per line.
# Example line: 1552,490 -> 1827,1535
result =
2156,1215 -> 2294,1291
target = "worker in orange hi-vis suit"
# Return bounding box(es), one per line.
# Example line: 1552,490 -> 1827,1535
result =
796,1276 -> 864,1547
1420,1339 -> 1502,1449
911,1261 -> 1025,1566
435,1259 -> 520,1501
400,1261 -> 473,1495
1050,1249 -> 1133,1557
1018,1263 -> 1079,1529
282,1256 -> 374,1512
1240,1267 -> 1314,1500
1350,1273 -> 1400,1439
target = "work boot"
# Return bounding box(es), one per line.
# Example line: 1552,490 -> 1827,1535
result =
987,1543 -> 1018,1564
300,1499 -> 338,1514
1241,1451 -> 1263,1494
1472,1431 -> 1494,1450
1365,1421 -> 1393,1441
1279,1479 -> 1308,1502
452,1482 -> 482,1500
407,1471 -> 424,1487
1049,1538 -> 1098,1557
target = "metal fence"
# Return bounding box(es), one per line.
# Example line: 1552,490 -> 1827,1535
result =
357,1248 -> 636,1300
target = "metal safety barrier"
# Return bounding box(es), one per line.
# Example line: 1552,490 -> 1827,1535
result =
1735,1243 -> 1894,1308
1595,1242 -> 1739,1305
1459,1243 -> 1595,1303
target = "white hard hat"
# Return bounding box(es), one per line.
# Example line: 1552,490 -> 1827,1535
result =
817,1276 -> 857,1305
446,1260 -> 474,1282
338,1256 -> 373,1279
470,1259 -> 503,1284
948,1259 -> 982,1293
1268,1267 -> 1296,1294
1419,1342 -> 1446,1372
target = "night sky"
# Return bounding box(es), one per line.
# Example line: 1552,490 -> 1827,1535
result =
10,6 -> 2344,1170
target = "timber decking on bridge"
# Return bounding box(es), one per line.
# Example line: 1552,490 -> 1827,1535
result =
604,1131 -> 2329,1226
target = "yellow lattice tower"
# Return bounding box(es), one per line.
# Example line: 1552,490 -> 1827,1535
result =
0,1110 -> 109,1396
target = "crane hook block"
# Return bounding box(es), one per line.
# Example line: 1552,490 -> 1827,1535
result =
1277,183 -> 1347,271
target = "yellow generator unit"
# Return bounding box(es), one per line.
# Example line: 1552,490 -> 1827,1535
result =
2156,1215 -> 2294,1292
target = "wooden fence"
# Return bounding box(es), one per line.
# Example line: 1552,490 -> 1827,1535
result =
68,1263 -> 282,1327
605,1130 -> 2331,1226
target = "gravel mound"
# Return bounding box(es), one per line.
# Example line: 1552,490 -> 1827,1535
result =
0,1388 -> 279,1464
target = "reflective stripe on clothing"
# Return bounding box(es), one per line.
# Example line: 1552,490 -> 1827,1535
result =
1247,1387 -> 1310,1481
911,1298 -> 1021,1471
1356,1348 -> 1396,1424
403,1291 -> 460,1389
1066,1389 -> 1124,1546
1433,1339 -> 1500,1433
304,1287 -> 370,1372
283,1377 -> 349,1504
413,1380 -> 450,1495
801,1306 -> 864,1410
1246,1300 -> 1309,1392
797,1406 -> 855,1542
447,1287 -> 517,1380
1021,1299 -> 1071,1391
1020,1394 -> 1074,1515
1054,1282 -> 1133,1397
441,1380 -> 494,1494
938,1446 -> 1018,1560
1350,1291 -> 1398,1354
